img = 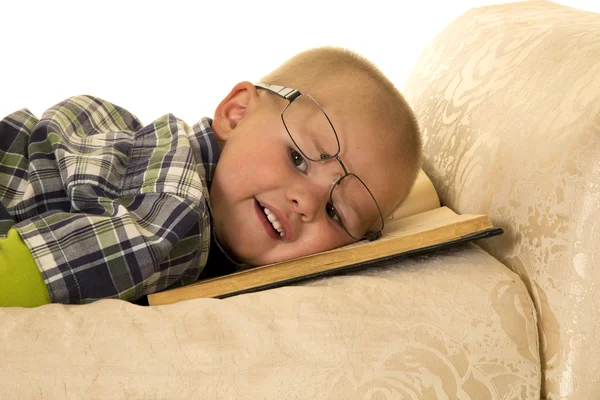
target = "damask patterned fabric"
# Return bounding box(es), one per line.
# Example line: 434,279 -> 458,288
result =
405,1 -> 600,399
0,244 -> 539,399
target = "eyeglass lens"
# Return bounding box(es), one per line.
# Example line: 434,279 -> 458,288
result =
283,96 -> 382,238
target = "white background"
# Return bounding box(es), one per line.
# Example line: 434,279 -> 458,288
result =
1,1 -> 598,123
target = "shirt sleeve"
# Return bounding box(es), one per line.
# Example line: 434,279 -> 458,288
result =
11,96 -> 211,304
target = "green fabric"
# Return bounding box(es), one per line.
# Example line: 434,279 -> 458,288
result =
0,229 -> 50,307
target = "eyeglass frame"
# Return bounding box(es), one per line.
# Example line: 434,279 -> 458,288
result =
255,82 -> 384,241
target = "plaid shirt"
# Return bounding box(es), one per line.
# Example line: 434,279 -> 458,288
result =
0,95 -> 220,304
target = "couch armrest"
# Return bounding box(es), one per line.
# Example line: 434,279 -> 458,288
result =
405,2 -> 600,399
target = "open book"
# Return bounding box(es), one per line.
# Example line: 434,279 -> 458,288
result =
148,170 -> 502,305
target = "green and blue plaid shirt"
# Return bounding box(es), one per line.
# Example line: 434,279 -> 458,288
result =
0,95 -> 221,304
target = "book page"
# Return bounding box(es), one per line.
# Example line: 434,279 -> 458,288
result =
387,169 -> 440,221
329,207 -> 471,251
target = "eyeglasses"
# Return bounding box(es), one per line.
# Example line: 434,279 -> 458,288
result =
255,82 -> 384,241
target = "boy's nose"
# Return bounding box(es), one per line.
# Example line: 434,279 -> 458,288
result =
285,178 -> 330,222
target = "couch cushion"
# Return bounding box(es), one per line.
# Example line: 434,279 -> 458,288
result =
0,244 -> 539,399
404,2 -> 600,399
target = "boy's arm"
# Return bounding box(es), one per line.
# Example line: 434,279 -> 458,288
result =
4,95 -> 212,304
14,192 -> 210,304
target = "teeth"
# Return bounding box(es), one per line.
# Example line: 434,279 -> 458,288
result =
263,207 -> 285,237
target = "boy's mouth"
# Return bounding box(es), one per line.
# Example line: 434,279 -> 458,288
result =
255,199 -> 286,240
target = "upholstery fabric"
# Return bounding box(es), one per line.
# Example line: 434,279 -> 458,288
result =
404,1 -> 600,399
0,244 -> 538,399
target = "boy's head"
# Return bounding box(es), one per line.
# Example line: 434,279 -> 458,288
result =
210,46 -> 422,266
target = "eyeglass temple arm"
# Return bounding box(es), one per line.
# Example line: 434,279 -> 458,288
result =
255,82 -> 302,101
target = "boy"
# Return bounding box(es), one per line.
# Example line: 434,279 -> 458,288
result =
0,47 -> 422,307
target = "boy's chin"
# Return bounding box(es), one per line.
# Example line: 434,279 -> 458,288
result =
214,228 -> 282,266
230,246 -> 324,267
214,231 -> 263,267
227,247 -> 276,267
215,226 -> 354,267
221,241 -> 288,267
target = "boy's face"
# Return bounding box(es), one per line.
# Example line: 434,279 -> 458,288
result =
210,81 -> 404,266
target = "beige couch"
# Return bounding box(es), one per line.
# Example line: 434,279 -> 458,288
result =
0,2 -> 597,399
405,1 -> 600,398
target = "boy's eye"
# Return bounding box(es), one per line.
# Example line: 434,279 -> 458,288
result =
326,202 -> 342,225
290,149 -> 308,173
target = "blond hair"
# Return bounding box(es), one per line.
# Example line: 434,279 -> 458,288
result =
260,46 -> 422,211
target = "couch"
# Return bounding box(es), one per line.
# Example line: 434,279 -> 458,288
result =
0,1 -> 597,399
405,1 -> 600,398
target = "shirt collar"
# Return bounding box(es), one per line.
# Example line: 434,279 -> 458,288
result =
190,117 -> 220,191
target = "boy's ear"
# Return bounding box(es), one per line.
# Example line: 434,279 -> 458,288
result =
212,81 -> 258,143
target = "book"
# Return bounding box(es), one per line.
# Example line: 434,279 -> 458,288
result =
147,170 -> 503,305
